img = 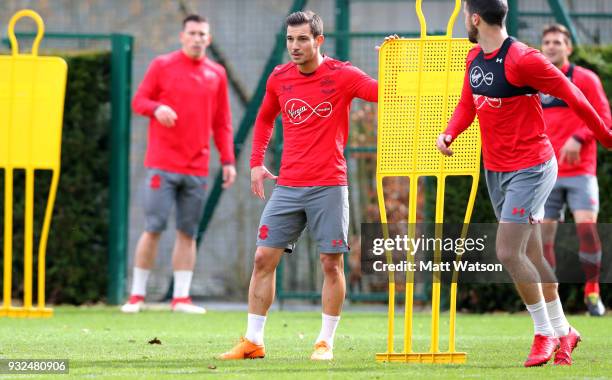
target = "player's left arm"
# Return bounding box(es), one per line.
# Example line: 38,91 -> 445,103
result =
346,65 -> 378,102
212,68 -> 237,188
515,50 -> 612,148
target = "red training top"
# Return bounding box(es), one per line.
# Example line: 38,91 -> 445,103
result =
132,50 -> 235,176
445,39 -> 611,172
250,56 -> 378,186
541,63 -> 611,177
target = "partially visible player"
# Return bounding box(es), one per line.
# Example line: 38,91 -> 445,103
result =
539,24 -> 611,317
437,0 -> 612,367
218,10 -> 378,361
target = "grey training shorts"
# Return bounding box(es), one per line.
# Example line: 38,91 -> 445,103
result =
544,175 -> 599,221
143,168 -> 208,238
485,157 -> 557,224
256,185 -> 349,254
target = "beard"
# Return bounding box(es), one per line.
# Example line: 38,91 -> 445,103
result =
468,24 -> 479,43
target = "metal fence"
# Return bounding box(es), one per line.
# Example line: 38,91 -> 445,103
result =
2,0 -> 611,304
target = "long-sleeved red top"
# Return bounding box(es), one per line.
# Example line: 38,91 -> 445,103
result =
132,50 -> 235,176
541,63 -> 612,177
250,56 -> 378,186
445,38 -> 612,172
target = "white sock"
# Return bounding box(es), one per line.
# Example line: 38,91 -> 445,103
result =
546,298 -> 570,337
173,270 -> 193,299
315,313 -> 341,348
245,313 -> 266,345
130,267 -> 150,296
526,300 -> 555,337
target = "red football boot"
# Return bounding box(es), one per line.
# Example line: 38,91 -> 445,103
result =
554,327 -> 581,366
524,335 -> 559,367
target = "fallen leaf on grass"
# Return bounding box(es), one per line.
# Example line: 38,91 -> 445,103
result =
148,337 -> 162,345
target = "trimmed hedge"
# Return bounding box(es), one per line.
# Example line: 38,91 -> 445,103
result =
0,52 -> 110,304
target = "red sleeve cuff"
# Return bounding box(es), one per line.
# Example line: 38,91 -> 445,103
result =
148,103 -> 163,117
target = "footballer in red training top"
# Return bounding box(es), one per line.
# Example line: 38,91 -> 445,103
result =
438,0 -> 610,368
538,24 -> 611,317
219,10 -> 377,362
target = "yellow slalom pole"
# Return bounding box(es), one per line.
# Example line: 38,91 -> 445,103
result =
377,175 -> 395,354
3,169 -> 14,313
449,174 -> 480,352
24,168 -> 35,311
38,170 -> 60,313
404,176 -> 419,354
431,175 -> 446,353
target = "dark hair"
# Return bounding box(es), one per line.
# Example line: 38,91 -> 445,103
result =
285,10 -> 323,37
464,0 -> 508,27
182,14 -> 208,29
542,23 -> 572,46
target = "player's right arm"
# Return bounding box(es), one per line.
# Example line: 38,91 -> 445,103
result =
439,55 -> 477,156
573,69 -> 612,143
250,76 -> 281,199
132,58 -> 177,127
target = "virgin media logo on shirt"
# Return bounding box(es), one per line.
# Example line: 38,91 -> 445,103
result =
284,98 -> 333,124
473,94 -> 502,110
470,66 -> 494,88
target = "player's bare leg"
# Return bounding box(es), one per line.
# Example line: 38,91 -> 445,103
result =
541,220 -> 558,269
525,224 -> 558,302
574,211 -> 604,316
171,230 -> 196,270
121,232 -> 161,313
170,230 -> 206,314
312,253 -> 345,361
249,247 -> 285,316
135,231 -> 162,269
496,223 -> 543,303
496,223 -> 559,367
219,246 -> 284,360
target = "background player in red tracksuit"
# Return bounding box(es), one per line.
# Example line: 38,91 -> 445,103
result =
539,24 -> 611,317
122,14 -> 236,314
219,11 -> 377,361
437,0 -> 612,367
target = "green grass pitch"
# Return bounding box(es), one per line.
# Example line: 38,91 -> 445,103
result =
0,307 -> 609,379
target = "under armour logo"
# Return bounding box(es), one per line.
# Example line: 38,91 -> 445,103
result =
496,58 -> 503,63
473,95 -> 502,110
285,98 -> 332,125
512,208 -> 526,217
470,66 -> 494,88
331,239 -> 344,247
